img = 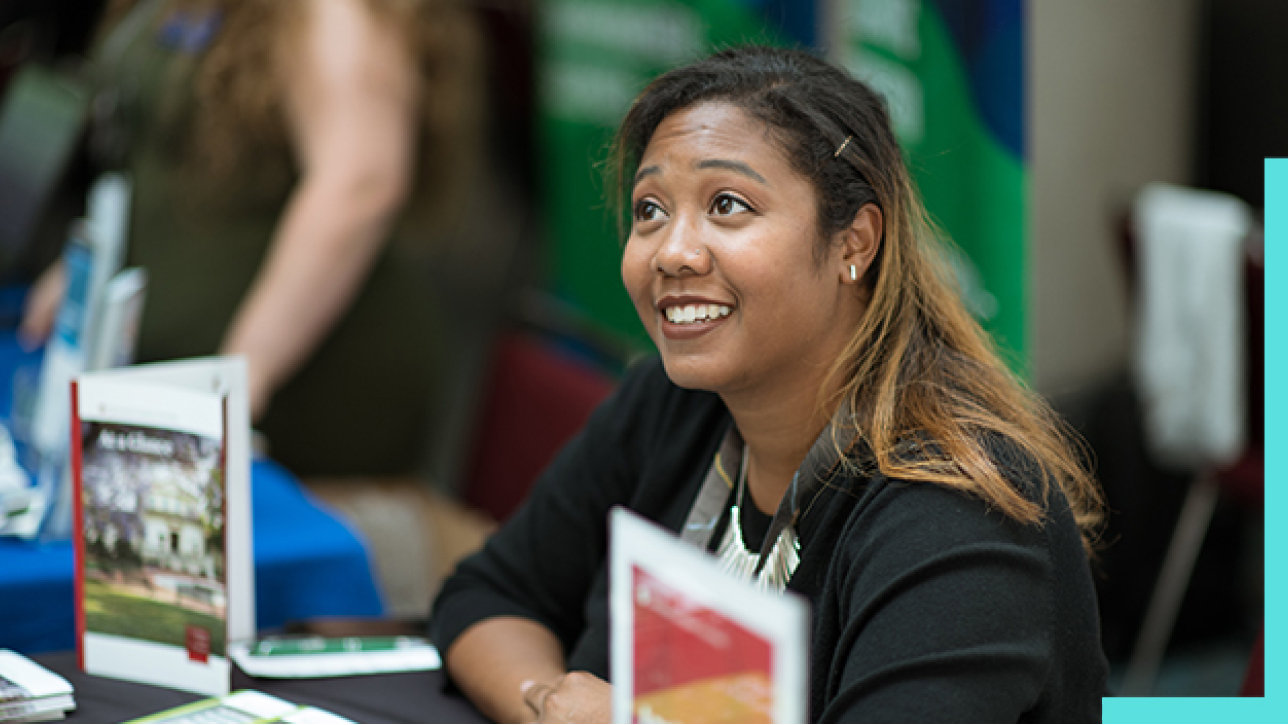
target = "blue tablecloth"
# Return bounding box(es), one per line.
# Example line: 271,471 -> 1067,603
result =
0,330 -> 385,654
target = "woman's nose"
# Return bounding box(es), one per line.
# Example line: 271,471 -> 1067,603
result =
653,218 -> 710,277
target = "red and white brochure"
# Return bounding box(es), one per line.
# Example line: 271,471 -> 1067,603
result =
72,356 -> 252,697
609,507 -> 807,724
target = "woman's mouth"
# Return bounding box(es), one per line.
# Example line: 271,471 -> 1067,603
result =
657,299 -> 734,340
663,303 -> 732,324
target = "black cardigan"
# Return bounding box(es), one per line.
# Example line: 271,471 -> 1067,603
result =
430,358 -> 1107,722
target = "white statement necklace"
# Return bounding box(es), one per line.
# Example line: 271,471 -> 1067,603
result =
713,452 -> 801,592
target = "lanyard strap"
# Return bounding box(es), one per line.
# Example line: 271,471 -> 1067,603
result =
680,411 -> 852,574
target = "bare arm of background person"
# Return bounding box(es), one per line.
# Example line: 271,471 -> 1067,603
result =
219,0 -> 419,420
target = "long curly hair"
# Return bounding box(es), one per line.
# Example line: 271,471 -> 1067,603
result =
608,46 -> 1104,554
99,0 -> 482,225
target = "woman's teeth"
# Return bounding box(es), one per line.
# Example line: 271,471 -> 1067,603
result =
665,303 -> 732,324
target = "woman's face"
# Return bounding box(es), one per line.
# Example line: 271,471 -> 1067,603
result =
622,101 -> 867,400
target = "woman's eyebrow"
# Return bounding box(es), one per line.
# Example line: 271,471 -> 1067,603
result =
633,165 -> 660,187
633,159 -> 769,189
696,158 -> 767,184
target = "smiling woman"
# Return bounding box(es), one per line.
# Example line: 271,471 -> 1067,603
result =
431,46 -> 1108,723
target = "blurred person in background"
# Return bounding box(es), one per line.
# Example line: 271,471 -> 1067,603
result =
19,0 -> 481,476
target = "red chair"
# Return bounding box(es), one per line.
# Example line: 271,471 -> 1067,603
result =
459,330 -> 618,523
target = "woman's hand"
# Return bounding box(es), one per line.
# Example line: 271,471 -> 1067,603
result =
520,672 -> 612,723
18,261 -> 66,350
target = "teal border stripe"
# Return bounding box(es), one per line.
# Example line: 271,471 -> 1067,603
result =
1104,159 -> 1282,722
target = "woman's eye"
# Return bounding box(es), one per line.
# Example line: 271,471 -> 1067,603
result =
634,199 -> 666,222
710,194 -> 751,216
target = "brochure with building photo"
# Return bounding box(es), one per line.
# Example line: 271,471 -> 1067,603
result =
609,508 -> 808,724
72,357 -> 252,697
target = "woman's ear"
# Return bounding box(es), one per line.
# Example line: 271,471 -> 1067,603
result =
839,203 -> 883,285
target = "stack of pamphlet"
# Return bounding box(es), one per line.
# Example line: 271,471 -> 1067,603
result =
2,172 -> 142,541
0,650 -> 75,723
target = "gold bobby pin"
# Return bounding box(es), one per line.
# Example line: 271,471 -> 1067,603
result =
834,135 -> 853,158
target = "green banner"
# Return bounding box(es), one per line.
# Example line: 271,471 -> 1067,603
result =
832,0 -> 1029,372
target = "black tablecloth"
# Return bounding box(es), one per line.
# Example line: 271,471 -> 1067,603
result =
34,652 -> 488,724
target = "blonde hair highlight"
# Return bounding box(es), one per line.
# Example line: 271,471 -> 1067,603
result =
824,156 -> 1104,552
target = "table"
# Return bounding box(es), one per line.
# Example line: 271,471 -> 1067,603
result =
0,332 -> 385,654
34,652 -> 487,724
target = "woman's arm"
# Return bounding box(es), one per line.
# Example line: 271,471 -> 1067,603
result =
447,616 -> 613,724
446,617 -> 568,723
430,362 -> 692,721
218,0 -> 418,420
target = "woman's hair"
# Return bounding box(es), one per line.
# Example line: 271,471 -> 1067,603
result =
98,0 -> 481,223
608,46 -> 1104,553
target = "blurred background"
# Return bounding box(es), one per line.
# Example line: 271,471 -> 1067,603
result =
0,0 -> 1271,698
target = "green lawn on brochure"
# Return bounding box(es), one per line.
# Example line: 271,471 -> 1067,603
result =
83,578 -> 227,655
